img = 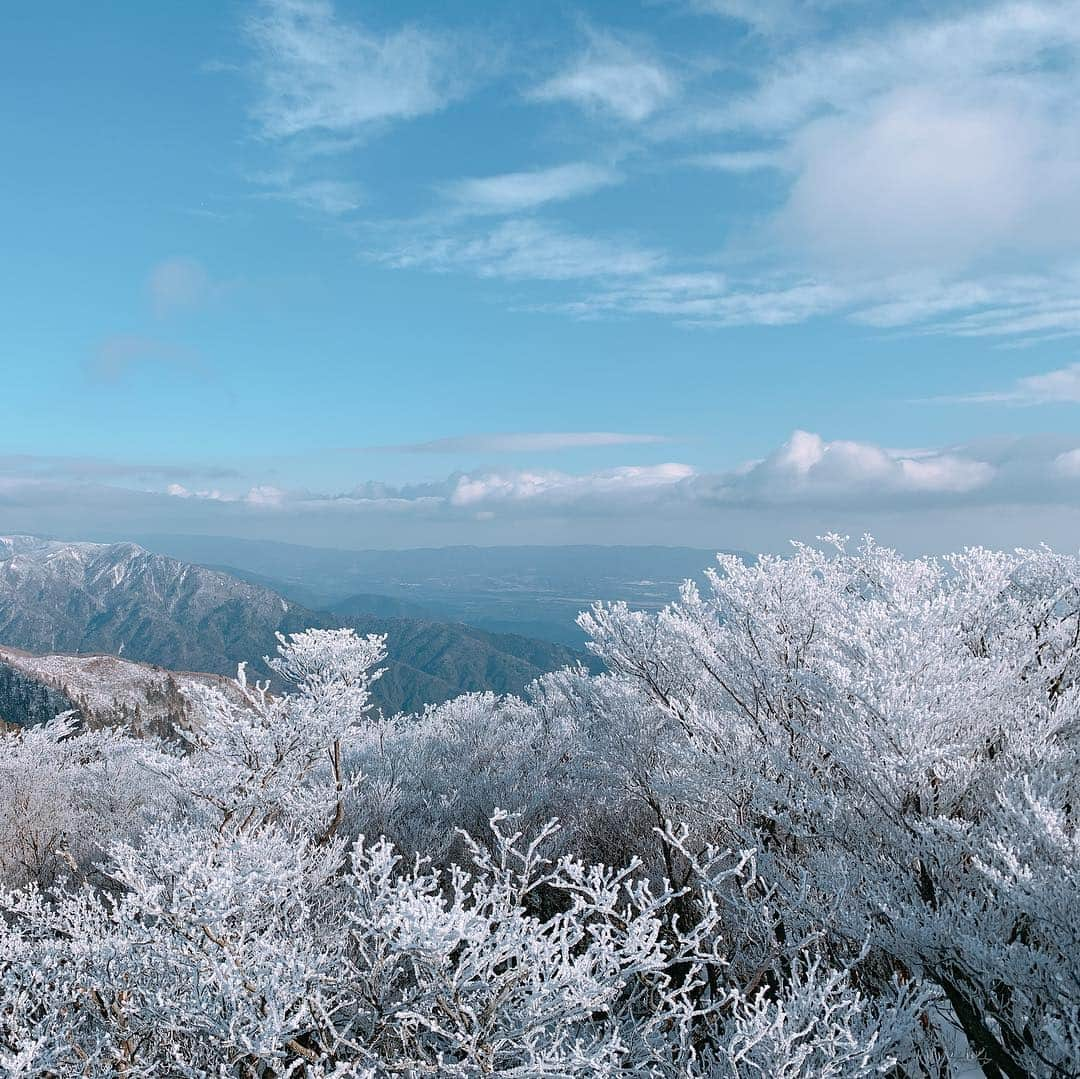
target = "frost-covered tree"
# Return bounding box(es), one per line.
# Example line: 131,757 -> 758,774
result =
0,626 -> 932,1076
582,536 -> 1080,1076
0,540 -> 1076,1076
0,713 -> 167,889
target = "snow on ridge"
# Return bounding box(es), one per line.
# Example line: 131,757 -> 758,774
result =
0,535 -> 151,563
0,644 -> 241,730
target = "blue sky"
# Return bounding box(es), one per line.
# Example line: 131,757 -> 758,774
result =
4,0 -> 1080,550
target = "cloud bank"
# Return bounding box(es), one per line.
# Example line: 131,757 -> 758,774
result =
6,430 -> 1080,551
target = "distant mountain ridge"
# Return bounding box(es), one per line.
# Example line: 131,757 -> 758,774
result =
0,535 -> 304,669
135,534 -> 741,644
0,536 -> 595,714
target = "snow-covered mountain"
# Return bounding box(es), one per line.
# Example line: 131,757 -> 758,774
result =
0,644 -> 239,735
0,535 -> 304,673
0,536 -> 594,714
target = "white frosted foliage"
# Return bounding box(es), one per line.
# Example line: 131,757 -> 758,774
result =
0,539 -> 1076,1076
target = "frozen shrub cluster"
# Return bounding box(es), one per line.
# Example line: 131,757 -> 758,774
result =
0,538 -> 1077,1076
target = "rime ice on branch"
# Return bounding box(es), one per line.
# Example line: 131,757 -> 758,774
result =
0,538 -> 1077,1076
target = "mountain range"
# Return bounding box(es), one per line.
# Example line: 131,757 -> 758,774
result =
135,534 -> 737,645
0,536 -> 595,718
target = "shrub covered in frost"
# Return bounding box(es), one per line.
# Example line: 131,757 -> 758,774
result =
0,538 -> 1077,1076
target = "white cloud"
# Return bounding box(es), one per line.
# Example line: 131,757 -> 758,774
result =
377,432 -> 670,453
243,485 -> 287,507
934,296 -> 1080,342
687,149 -> 787,173
382,218 -> 662,282
255,173 -> 364,215
944,363 -> 1080,405
1055,448 -> 1080,477
851,280 -> 1008,330
662,1 -> 1080,330
8,432 -> 1080,550
444,163 -> 621,215
450,463 -> 694,506
529,31 -> 677,122
557,273 -> 847,325
776,90 -> 1056,271
244,0 -> 470,140
705,2 -> 1080,137
99,431 -> 1078,519
547,266 -> 1080,342
170,461 -> 696,513
167,483 -> 287,507
686,0 -> 821,36
713,430 -> 995,503
234,1 -> 1080,344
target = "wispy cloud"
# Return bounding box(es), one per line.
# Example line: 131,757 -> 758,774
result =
371,432 -> 671,454
939,363 -> 1080,406
233,0 -> 1080,345
697,2 -> 1080,137
381,218 -> 662,282
443,163 -> 621,216
253,170 -> 364,215
529,29 -> 678,123
685,0 -> 823,37
686,149 -> 787,173
551,272 -> 846,326
545,267 -> 1080,343
244,0 -> 473,142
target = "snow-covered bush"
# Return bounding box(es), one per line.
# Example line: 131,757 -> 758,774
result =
0,714 -> 168,889
581,536 -> 1080,1076
0,540 -> 1077,1076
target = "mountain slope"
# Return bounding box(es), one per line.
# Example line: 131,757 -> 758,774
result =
0,536 -> 592,713
0,644 -> 239,735
0,535 -> 311,672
